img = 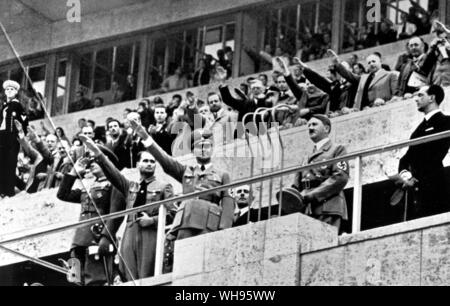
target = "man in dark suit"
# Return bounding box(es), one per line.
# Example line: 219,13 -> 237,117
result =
219,79 -> 272,137
105,118 -> 128,169
277,115 -> 349,232
398,85 -> 450,219
148,105 -> 175,155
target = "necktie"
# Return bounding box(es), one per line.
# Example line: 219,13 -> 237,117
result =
200,165 -> 206,172
213,112 -> 218,120
134,181 -> 148,207
361,72 -> 375,109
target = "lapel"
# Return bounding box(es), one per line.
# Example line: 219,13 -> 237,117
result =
369,69 -> 388,89
308,140 -> 332,163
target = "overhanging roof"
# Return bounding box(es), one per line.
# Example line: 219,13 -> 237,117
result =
19,0 -> 148,21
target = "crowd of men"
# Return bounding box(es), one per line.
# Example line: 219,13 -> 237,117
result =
1,17 -> 450,285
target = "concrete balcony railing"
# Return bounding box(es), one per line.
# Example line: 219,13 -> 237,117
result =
2,85 -> 450,269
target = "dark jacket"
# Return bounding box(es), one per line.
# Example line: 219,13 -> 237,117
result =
146,141 -> 235,232
219,85 -> 272,136
293,140 -> 349,220
57,175 -> 114,248
95,153 -> 175,240
0,99 -> 28,139
193,69 -> 210,87
285,74 -> 329,115
149,122 -> 176,155
399,111 -> 450,217
303,67 -> 350,112
106,132 -> 129,170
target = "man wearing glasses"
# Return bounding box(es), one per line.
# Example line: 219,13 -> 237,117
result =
79,132 -> 175,282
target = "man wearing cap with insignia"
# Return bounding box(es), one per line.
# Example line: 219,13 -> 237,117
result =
127,115 -> 235,240
0,80 -> 28,197
277,114 -> 349,232
79,127 -> 175,282
57,145 -> 121,286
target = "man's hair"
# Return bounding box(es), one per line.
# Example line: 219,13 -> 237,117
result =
138,101 -> 147,109
154,104 -> 167,112
371,52 -> 382,60
427,85 -> 445,105
258,73 -> 268,81
87,119 -> 95,127
207,92 -> 221,102
106,118 -> 121,128
153,96 -> 164,105
137,151 -> 153,162
94,96 -> 104,103
172,94 -> 182,101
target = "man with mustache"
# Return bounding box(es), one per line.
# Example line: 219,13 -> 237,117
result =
277,115 -> 349,232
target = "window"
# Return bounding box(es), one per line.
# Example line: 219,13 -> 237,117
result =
94,47 -> 113,93
76,41 -> 140,108
262,0 -> 332,63
28,64 -> 46,96
52,60 -> 67,116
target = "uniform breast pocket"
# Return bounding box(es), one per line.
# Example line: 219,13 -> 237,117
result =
206,173 -> 223,187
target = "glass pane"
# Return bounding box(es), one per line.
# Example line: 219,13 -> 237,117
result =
115,44 -> 132,85
205,27 -> 222,45
53,60 -> 67,116
28,64 -> 46,96
0,71 -> 9,87
79,52 -> 93,88
94,48 -> 113,93
148,38 -> 166,92
133,42 -> 140,77
10,68 -> 23,85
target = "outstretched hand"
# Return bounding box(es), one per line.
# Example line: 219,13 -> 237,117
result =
27,125 -> 39,143
433,20 -> 450,35
327,49 -> 340,64
292,57 -> 308,69
128,117 -> 150,141
79,134 -> 102,157
14,120 -> 25,139
275,57 -> 290,76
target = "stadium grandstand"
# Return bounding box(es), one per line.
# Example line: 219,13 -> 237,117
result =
0,0 -> 450,286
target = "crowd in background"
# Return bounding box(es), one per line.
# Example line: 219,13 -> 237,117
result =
5,17 -> 450,198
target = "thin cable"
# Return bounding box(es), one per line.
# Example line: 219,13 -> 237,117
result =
0,21 -> 137,286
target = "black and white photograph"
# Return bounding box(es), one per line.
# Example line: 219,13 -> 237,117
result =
0,0 -> 449,291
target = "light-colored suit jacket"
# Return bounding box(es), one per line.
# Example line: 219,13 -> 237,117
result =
336,64 -> 398,110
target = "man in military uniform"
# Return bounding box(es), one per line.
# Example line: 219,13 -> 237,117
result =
57,146 -> 120,286
0,80 -> 28,197
277,115 -> 349,232
80,134 -> 175,281
128,116 -> 235,240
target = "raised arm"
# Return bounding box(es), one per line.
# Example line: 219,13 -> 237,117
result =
276,57 -> 305,101
293,57 -> 333,94
80,135 -> 131,195
129,118 -> 186,183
